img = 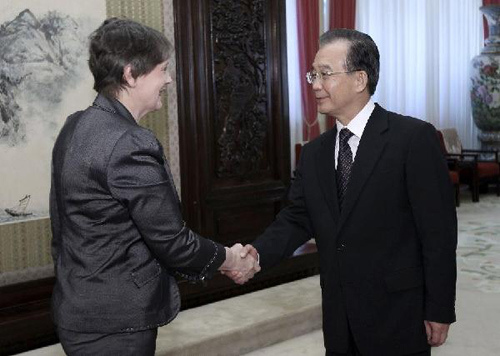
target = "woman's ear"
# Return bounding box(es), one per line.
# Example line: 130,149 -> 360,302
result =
123,64 -> 137,87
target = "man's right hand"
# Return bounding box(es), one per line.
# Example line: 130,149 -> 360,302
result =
219,244 -> 260,284
424,320 -> 450,347
239,244 -> 259,261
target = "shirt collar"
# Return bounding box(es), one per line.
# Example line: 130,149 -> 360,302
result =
335,99 -> 375,139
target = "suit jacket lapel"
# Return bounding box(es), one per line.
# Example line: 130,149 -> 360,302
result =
337,104 -> 389,232
315,127 -> 341,222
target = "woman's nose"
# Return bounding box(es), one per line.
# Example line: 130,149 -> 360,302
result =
165,71 -> 173,84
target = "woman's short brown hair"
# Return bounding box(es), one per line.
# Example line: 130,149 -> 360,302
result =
88,18 -> 173,98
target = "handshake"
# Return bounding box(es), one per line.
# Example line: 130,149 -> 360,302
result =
219,243 -> 260,285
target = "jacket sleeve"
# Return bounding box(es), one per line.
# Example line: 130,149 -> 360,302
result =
252,144 -> 314,269
107,128 -> 225,281
406,122 -> 457,324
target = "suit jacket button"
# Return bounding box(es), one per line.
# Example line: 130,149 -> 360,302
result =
337,243 -> 346,252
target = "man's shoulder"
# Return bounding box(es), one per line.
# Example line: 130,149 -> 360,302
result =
377,104 -> 424,124
303,128 -> 335,151
378,105 -> 433,133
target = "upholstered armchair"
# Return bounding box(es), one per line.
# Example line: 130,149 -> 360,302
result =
438,128 -> 500,202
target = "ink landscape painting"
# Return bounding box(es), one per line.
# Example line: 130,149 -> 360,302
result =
0,1 -> 105,224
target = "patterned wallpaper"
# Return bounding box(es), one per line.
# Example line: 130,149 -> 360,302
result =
107,0 -> 170,160
107,0 -> 181,189
0,219 -> 54,285
163,0 -> 181,192
0,0 -> 181,286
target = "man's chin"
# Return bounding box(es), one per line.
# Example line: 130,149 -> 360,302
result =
316,105 -> 331,115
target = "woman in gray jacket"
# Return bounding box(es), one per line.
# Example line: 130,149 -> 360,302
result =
50,18 -> 259,355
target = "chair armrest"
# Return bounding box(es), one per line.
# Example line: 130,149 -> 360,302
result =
462,149 -> 499,161
462,149 -> 496,154
446,153 -> 478,169
446,153 -> 478,161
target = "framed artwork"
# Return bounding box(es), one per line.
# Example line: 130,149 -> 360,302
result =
0,0 -> 106,225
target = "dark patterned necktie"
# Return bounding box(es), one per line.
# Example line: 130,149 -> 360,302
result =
336,128 -> 354,209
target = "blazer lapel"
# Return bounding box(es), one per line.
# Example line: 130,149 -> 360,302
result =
337,104 -> 389,232
315,127 -> 341,222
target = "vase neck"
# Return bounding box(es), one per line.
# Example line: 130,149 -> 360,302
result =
481,6 -> 500,54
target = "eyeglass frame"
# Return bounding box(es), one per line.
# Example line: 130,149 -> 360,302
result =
305,69 -> 359,84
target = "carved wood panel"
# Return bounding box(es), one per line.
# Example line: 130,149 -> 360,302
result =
211,0 -> 269,178
174,0 -> 318,314
174,0 -> 290,241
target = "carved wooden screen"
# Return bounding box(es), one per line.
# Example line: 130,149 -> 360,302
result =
174,0 -> 290,245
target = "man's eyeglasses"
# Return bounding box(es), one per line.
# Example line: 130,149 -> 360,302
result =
306,70 -> 357,84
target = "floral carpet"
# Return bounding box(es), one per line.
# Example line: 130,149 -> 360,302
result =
456,193 -> 500,293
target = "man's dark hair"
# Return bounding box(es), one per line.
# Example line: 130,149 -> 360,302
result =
88,18 -> 173,98
319,29 -> 380,95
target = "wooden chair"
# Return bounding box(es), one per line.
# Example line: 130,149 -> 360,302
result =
448,161 -> 461,207
438,128 -> 500,202
436,131 -> 461,206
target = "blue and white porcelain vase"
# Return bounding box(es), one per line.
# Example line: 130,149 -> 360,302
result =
470,5 -> 500,152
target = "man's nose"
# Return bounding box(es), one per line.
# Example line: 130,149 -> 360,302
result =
311,79 -> 322,91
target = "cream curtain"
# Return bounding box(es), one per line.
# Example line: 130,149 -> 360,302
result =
286,0 -> 304,170
356,0 -> 484,148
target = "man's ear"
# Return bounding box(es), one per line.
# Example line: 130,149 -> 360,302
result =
123,64 -> 137,87
355,71 -> 369,93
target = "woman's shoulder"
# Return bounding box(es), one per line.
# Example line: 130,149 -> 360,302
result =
112,125 -> 163,158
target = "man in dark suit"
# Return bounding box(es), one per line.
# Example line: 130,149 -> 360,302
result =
239,29 -> 457,355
